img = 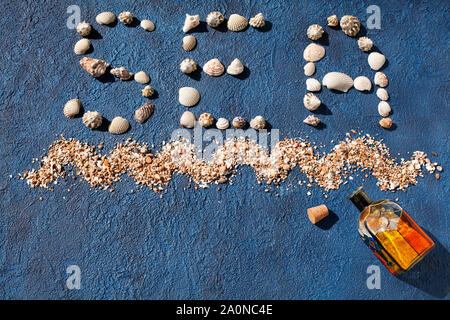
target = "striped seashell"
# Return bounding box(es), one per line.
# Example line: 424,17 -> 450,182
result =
180,59 -> 197,74
63,99 -> 82,118
96,12 -> 116,25
178,87 -> 200,107
110,67 -> 134,80
227,14 -> 248,32
119,11 -> 133,25
306,78 -> 321,92
327,15 -> 339,27
304,62 -> 315,76
232,116 -> 246,129
303,115 -> 321,127
322,72 -> 353,92
199,113 -> 214,128
206,11 -> 224,28
303,43 -> 325,62
249,13 -> 265,28
376,88 -> 389,101
378,101 -> 391,117
80,57 -> 109,77
203,58 -> 224,77
303,93 -> 321,111
368,52 -> 386,71
76,22 -> 92,36
353,76 -> 372,91
250,116 -> 266,130
358,37 -> 373,52
340,15 -> 360,37
82,111 -> 102,129
216,118 -> 229,130
180,111 -> 196,128
108,117 -> 130,134
134,102 -> 154,123
226,58 -> 244,75
307,24 -> 324,40
74,38 -> 91,55
183,14 -> 200,33
374,72 -> 388,87
182,35 -> 197,51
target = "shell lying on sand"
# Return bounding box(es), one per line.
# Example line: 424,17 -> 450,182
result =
182,35 -> 197,51
180,59 -> 198,74
327,15 -> 339,27
140,19 -> 155,31
134,71 -> 150,84
379,117 -> 393,129
368,52 -> 386,71
134,102 -> 154,123
303,43 -> 325,62
216,118 -> 229,130
119,11 -> 133,25
303,115 -> 321,127
307,24 -> 324,40
227,14 -> 248,31
226,58 -> 244,75
203,58 -> 225,77
80,57 -> 109,77
378,101 -> 391,117
199,113 -> 214,128
374,72 -> 389,87
306,78 -> 321,92
110,67 -> 134,80
249,13 -> 265,28
340,15 -> 360,37
232,116 -> 246,129
74,38 -> 91,55
304,62 -> 316,76
250,116 -> 266,130
82,111 -> 102,129
179,87 -> 200,107
142,85 -> 155,98
206,11 -> 224,28
322,72 -> 353,92
109,117 -> 130,134
353,76 -> 372,91
358,37 -> 373,52
180,111 -> 196,128
303,93 -> 321,111
63,99 -> 82,118
183,14 -> 200,33
76,22 -> 92,36
96,12 -> 116,25
376,88 -> 389,101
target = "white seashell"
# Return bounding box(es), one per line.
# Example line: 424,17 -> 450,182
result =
226,58 -> 244,75
118,12 -> 133,25
353,76 -> 372,91
303,93 -> 321,111
82,111 -> 102,129
140,19 -> 155,31
322,72 -> 353,92
303,62 -> 316,76
374,72 -> 388,87
63,99 -> 82,118
376,88 -> 389,101
358,37 -> 373,52
183,14 -> 200,33
303,43 -> 325,62
327,15 -> 339,27
178,87 -> 200,107
134,71 -> 150,84
96,12 -> 116,25
74,38 -> 91,55
249,13 -> 265,28
368,52 -> 386,71
340,15 -> 360,37
216,118 -> 229,130
142,85 -> 155,98
306,78 -> 321,92
80,57 -> 109,77
203,58 -> 225,77
199,113 -> 214,128
76,22 -> 92,37
206,11 -> 224,28
134,102 -> 154,123
379,117 -> 393,129
110,67 -> 134,81
180,111 -> 196,128
303,115 -> 321,127
180,59 -> 197,74
109,117 -> 130,134
182,35 -> 196,51
307,24 -> 324,40
250,116 -> 266,130
227,14 -> 248,32
378,101 -> 391,117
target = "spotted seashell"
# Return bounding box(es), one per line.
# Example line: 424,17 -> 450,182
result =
232,116 -> 246,129
306,78 -> 321,92
322,72 -> 353,92
368,52 -> 386,71
63,99 -> 82,118
110,67 -> 134,81
80,57 -> 109,77
140,19 -> 155,31
199,113 -> 214,128
134,102 -> 154,123
227,14 -> 248,32
119,11 -> 133,25
216,118 -> 229,130
226,58 -> 244,75
76,22 -> 92,36
340,15 -> 360,37
249,13 -> 265,28
180,59 -> 197,74
180,111 -> 196,128
378,101 -> 391,117
109,117 -> 130,134
206,11 -> 224,28
327,15 -> 339,27
376,88 -> 389,101
82,111 -> 102,129
303,43 -> 325,62
134,71 -> 150,84
203,58 -> 225,77
96,12 -> 116,25
74,38 -> 91,55
303,93 -> 321,111
304,62 -> 315,76
178,87 -> 200,107
182,35 -> 197,51
374,72 -> 388,87
183,14 -> 200,33
250,116 -> 266,130
358,37 -> 373,52
379,117 -> 393,129
142,85 -> 155,98
303,115 -> 321,127
307,24 -> 324,40
353,76 -> 372,91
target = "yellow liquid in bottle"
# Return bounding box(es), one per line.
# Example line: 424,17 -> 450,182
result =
375,230 -> 419,270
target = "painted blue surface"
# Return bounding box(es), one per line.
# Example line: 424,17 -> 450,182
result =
0,0 -> 448,299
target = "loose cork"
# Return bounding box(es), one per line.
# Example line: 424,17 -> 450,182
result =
307,204 -> 329,224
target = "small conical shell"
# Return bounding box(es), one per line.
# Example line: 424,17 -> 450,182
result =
110,67 -> 134,80
340,15 -> 360,37
327,15 -> 339,27
232,116 -> 246,129
134,102 -> 154,123
82,111 -> 102,129
183,14 -> 200,33
322,72 -> 353,92
74,38 -> 91,55
306,78 -> 321,92
358,37 -> 373,52
303,43 -> 325,62
182,35 -> 197,51
206,11 -> 224,27
368,52 -> 386,71
80,57 -> 109,77
226,58 -> 244,75
76,22 -> 92,36
249,13 -> 265,28
203,58 -> 224,77
353,76 -> 372,91
374,72 -> 388,87
109,117 -> 130,134
227,14 -> 248,32
199,113 -> 214,128
303,115 -> 321,127
180,111 -> 196,128
180,59 -> 197,74
216,118 -> 229,130
119,11 -> 133,25
307,24 -> 324,40
96,12 -> 116,25
250,116 -> 266,130
376,88 -> 389,101
303,62 -> 315,76
378,101 -> 391,117
63,99 -> 82,118
178,87 -> 200,107
303,93 -> 321,111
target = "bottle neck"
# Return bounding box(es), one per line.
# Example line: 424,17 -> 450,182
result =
348,187 -> 373,212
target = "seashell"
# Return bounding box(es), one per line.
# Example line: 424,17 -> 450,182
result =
118,11 -> 133,25
74,38 -> 91,55
180,111 -> 196,128
226,58 -> 244,75
376,88 -> 389,101
206,11 -> 224,28
303,62 -> 315,76
327,15 -> 339,27
303,115 -> 321,127
183,14 -> 200,33
140,19 -> 155,31
374,72 -> 388,87
180,59 -> 197,74
142,85 -> 155,98
178,87 -> 200,107
227,14 -> 248,32
96,12 -> 116,25
182,35 -> 196,51
109,116 -> 130,134
216,118 -> 229,130
303,43 -> 325,62
303,93 -> 321,111
379,117 -> 393,129
134,71 -> 150,84
80,57 -> 109,77
322,72 -> 353,92
82,111 -> 102,129
232,116 -> 246,129
306,78 -> 321,92
76,22 -> 92,36
110,67 -> 134,81
378,101 -> 391,117
199,113 -> 214,128
250,116 -> 266,130
353,76 -> 372,91
368,52 -> 386,71
134,102 -> 154,123
203,58 -> 225,77
307,24 -> 324,40
63,99 -> 81,118
249,13 -> 265,28
340,15 -> 360,37
358,37 -> 373,52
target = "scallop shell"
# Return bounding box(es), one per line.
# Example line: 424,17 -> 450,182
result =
134,71 -> 150,84
379,117 -> 393,129
109,117 -> 130,134
96,12 -> 116,25
142,85 -> 155,98
226,58 -> 244,75
374,72 -> 388,87
303,93 -> 321,111
206,11 -> 224,28
178,87 -> 200,107
307,24 -> 324,40
232,116 -> 246,129
82,111 -> 102,129
199,113 -> 214,128
303,43 -> 325,62
183,14 -> 200,33
80,57 -> 109,77
110,67 -> 134,81
216,118 -> 229,130
180,59 -> 197,74
368,52 -> 386,71
340,15 -> 360,37
303,115 -> 321,127
74,38 -> 91,55
306,78 -> 321,92
203,58 -> 225,77
327,15 -> 339,27
180,111 -> 196,128
249,13 -> 265,28
322,72 -> 354,92
119,11 -> 133,25
134,102 -> 154,123
378,101 -> 391,117
63,99 -> 82,118
227,14 -> 248,32
376,88 -> 389,101
303,62 -> 316,76
140,19 -> 155,31
182,35 -> 197,51
353,76 -> 372,91
358,37 -> 373,52
250,116 -> 266,130
76,22 -> 92,36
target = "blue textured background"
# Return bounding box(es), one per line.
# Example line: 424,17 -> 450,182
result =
0,0 -> 448,299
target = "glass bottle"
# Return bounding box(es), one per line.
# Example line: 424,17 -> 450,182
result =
348,186 -> 435,275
